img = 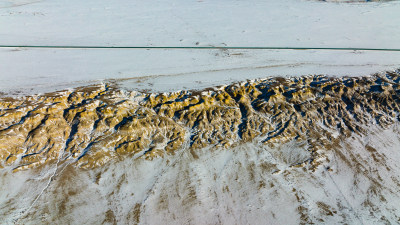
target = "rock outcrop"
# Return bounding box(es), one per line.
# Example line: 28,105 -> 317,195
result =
1,70 -> 399,171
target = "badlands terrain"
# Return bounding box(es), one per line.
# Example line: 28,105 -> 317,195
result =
1,71 -> 400,224
1,0 -> 400,224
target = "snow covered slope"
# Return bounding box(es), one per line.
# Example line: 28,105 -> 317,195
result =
1,72 -> 400,224
2,126 -> 400,224
1,0 -> 400,224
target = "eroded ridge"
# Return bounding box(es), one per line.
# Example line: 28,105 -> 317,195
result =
1,71 -> 399,171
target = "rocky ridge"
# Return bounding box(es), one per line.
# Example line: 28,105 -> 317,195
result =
1,70 -> 399,171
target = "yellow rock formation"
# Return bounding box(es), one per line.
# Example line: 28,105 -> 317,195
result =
1,71 -> 399,171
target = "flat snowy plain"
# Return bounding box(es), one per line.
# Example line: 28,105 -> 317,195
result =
1,0 -> 400,95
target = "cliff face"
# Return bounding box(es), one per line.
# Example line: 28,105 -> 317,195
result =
1,71 -> 399,171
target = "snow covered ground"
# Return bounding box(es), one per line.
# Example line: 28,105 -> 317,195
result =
1,1 -> 400,223
2,123 -> 400,224
2,0 -> 400,48
1,0 -> 400,95
1,48 -> 400,95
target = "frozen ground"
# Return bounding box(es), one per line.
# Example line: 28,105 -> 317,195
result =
1,0 -> 400,48
1,0 -> 400,95
1,48 -> 400,95
1,1 -> 400,224
1,123 -> 400,224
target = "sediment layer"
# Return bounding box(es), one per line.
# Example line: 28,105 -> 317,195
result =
1,71 -> 399,171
